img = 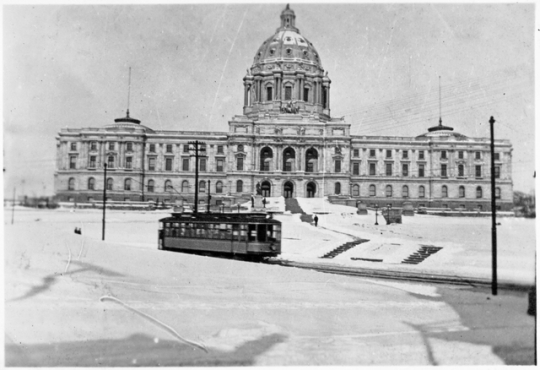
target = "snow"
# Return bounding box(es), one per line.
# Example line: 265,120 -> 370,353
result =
4,203 -> 535,365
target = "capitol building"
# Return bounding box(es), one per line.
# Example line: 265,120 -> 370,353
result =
54,5 -> 513,211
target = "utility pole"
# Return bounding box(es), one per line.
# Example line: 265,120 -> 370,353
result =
189,140 -> 206,214
11,187 -> 16,224
489,116 -> 497,295
102,163 -> 107,241
207,180 -> 211,213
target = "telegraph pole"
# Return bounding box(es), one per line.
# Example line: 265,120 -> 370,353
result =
189,140 -> 206,214
489,116 -> 498,295
102,163 -> 107,241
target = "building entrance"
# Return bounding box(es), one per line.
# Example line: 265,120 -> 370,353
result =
307,182 -> 316,198
284,181 -> 294,198
261,181 -> 271,197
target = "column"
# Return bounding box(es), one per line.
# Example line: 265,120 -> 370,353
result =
243,82 -> 249,106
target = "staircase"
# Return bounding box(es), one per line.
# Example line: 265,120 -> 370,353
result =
320,239 -> 369,259
401,245 -> 443,264
285,198 -> 314,223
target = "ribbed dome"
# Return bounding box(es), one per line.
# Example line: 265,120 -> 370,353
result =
252,5 -> 322,69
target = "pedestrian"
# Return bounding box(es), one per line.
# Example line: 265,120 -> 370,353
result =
263,198 -> 267,208
314,215 -> 319,227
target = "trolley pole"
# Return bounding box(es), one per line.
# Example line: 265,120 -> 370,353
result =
102,163 -> 107,241
189,140 -> 206,214
489,116 -> 497,295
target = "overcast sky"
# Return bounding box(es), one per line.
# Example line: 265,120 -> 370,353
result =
3,3 -> 535,196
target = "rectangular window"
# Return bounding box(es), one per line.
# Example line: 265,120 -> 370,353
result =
165,158 -> 173,171
335,160 -> 341,173
419,164 -> 425,177
441,164 -> 447,177
441,150 -> 447,159
353,149 -> 359,157
183,144 -> 190,153
126,142 -> 133,152
494,166 -> 500,178
125,157 -> 132,169
419,150 -> 425,160
90,142 -> 97,151
182,158 -> 189,171
385,163 -> 392,176
285,86 -> 292,101
217,145 -> 224,154
494,152 -> 500,161
69,156 -> 77,169
237,157 -> 244,171
402,164 -> 409,177
200,158 -> 206,172
149,144 -> 156,153
166,144 -> 173,153
458,151 -> 464,159
303,87 -> 309,102
70,142 -> 77,151
402,150 -> 408,159
107,156 -> 114,169
89,156 -> 96,168
369,149 -> 376,158
108,142 -> 115,151
458,165 -> 465,177
149,157 -> 156,171
475,165 -> 482,178
386,150 -> 392,158
353,162 -> 359,175
369,162 -> 376,176
267,86 -> 273,101
475,151 -> 481,160
216,159 -> 224,172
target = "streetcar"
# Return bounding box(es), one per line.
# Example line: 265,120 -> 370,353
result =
158,212 -> 281,260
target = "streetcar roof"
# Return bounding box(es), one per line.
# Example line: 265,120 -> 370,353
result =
159,212 -> 281,224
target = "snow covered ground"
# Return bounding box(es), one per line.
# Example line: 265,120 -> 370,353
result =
4,203 -> 535,365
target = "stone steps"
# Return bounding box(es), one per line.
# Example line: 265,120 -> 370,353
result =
320,239 -> 369,259
401,245 -> 443,264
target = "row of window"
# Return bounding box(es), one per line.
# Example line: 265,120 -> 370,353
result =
350,184 -> 502,199
351,162 -> 500,178
76,156 -> 226,172
71,142 -> 225,155
352,149 -> 500,161
163,222 -> 279,243
69,178 -> 246,194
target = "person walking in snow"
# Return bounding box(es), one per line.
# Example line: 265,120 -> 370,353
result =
313,215 -> 319,227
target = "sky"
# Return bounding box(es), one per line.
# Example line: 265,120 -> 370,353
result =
3,3 -> 536,197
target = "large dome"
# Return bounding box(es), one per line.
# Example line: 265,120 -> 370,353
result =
253,29 -> 322,69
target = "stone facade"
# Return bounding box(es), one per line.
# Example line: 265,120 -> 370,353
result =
54,5 -> 513,211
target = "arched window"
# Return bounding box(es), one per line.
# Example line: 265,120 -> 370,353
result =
305,148 -> 318,173
283,147 -> 295,172
216,181 -> 223,194
442,185 -> 448,198
476,186 -> 483,198
181,180 -> 189,193
164,180 -> 172,192
419,186 -> 425,198
402,185 -> 409,198
68,178 -> 75,191
147,179 -> 154,193
369,184 -> 376,197
236,180 -> 243,193
124,178 -> 132,191
199,180 -> 206,193
459,186 -> 465,198
352,184 -> 360,197
107,178 -> 113,191
385,185 -> 392,197
266,86 -> 273,101
495,187 -> 501,199
334,182 -> 341,195
88,177 -> 95,190
260,147 -> 273,171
